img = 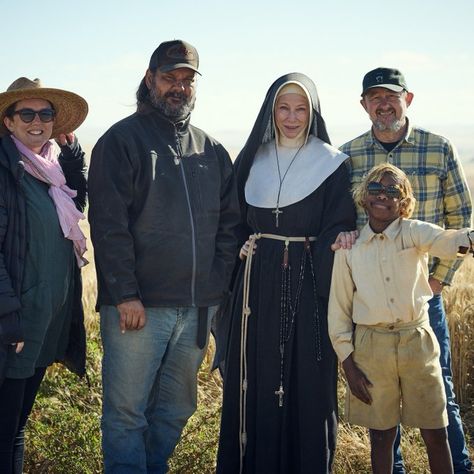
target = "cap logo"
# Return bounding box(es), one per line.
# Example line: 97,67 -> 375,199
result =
166,44 -> 195,61
376,75 -> 384,83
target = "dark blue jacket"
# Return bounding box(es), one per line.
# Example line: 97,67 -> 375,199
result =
0,134 -> 87,377
89,109 -> 240,309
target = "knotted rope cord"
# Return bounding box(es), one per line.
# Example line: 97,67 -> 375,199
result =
238,232 -> 317,473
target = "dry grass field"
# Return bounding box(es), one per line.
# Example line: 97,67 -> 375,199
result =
24,227 -> 474,473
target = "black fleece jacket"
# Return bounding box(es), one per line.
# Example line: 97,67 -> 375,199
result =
88,109 -> 240,309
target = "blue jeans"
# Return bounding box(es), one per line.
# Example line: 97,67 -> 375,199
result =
393,294 -> 472,473
100,305 -> 215,474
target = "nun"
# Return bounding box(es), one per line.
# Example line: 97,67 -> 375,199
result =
217,72 -> 356,474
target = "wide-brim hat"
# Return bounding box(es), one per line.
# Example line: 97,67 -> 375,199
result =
0,77 -> 88,138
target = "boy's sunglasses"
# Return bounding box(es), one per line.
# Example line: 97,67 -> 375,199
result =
367,181 -> 402,199
12,108 -> 56,123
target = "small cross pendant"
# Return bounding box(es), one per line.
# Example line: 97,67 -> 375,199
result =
275,384 -> 284,407
272,207 -> 283,227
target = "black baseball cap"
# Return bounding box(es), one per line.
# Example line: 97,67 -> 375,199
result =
149,40 -> 201,75
362,67 -> 408,95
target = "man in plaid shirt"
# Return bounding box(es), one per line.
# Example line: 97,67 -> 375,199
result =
340,67 -> 472,473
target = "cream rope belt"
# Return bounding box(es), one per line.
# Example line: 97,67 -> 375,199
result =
238,232 -> 317,473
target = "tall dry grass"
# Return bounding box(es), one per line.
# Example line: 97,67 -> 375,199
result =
25,227 -> 474,473
444,258 -> 474,404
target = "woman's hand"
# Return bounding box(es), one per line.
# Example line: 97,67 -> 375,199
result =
239,239 -> 257,260
331,230 -> 359,251
56,132 -> 75,146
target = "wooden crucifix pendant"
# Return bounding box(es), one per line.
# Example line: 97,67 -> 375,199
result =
272,207 -> 283,228
275,384 -> 284,407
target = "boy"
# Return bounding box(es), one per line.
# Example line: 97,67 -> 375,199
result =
328,163 -> 473,474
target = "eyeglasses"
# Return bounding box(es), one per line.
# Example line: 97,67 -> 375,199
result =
367,181 -> 402,199
160,75 -> 196,89
12,108 -> 56,123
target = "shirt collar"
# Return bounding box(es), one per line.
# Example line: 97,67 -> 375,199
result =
359,217 -> 403,243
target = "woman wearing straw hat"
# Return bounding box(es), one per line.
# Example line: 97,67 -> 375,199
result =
0,77 -> 88,472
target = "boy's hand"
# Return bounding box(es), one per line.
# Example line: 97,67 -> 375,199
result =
342,354 -> 373,405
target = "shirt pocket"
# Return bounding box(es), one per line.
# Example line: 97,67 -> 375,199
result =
396,247 -> 425,292
405,168 -> 444,221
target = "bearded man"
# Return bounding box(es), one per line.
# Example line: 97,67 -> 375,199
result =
340,67 -> 472,473
88,40 -> 240,473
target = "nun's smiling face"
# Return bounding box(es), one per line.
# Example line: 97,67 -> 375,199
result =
274,93 -> 309,140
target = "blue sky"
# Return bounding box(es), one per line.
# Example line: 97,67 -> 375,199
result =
3,0 -> 474,157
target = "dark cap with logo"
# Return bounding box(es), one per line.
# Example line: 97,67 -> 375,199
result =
149,40 -> 200,75
362,67 -> 408,95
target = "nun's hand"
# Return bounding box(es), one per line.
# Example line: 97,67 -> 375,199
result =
331,230 -> 359,251
239,239 -> 257,260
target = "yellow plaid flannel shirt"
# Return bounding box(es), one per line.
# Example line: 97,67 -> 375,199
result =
341,121 -> 472,285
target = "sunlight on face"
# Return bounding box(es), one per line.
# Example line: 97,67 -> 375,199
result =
3,98 -> 54,153
274,93 -> 310,140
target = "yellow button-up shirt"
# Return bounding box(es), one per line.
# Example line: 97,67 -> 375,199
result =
328,218 -> 470,363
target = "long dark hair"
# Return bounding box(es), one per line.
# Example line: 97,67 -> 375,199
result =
136,66 -> 157,110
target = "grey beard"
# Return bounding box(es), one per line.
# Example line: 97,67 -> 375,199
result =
373,117 -> 405,133
149,88 -> 195,121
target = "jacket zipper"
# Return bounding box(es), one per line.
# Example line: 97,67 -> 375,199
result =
175,131 -> 197,307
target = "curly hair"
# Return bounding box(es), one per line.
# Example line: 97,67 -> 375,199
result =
352,163 -> 416,219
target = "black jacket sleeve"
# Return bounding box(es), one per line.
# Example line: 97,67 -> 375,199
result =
88,131 -> 140,305
0,187 -> 22,343
58,136 -> 87,212
213,145 -> 241,291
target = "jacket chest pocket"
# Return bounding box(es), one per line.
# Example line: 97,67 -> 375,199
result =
187,155 -> 221,214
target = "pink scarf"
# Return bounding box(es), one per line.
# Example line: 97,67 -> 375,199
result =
11,135 -> 88,268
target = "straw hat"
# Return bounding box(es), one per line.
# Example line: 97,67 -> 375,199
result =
0,77 -> 88,138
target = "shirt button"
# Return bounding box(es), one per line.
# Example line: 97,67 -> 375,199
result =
390,298 -> 395,303
379,235 -> 384,240
396,318 -> 401,322
381,257 -> 387,262
386,277 -> 390,282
